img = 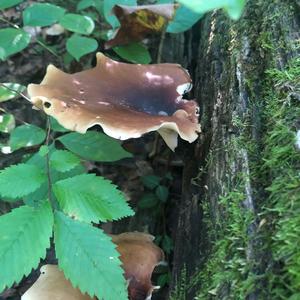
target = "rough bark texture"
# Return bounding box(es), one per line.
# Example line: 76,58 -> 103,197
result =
167,1 -> 300,299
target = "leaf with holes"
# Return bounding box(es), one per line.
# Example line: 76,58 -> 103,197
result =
0,202 -> 53,292
54,174 -> 134,223
54,212 -> 128,300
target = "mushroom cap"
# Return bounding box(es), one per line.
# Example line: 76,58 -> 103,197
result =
111,232 -> 164,300
28,53 -> 200,150
21,265 -> 95,300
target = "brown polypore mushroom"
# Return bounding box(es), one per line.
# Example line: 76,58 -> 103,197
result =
111,232 -> 164,300
27,53 -> 200,150
21,265 -> 95,300
105,4 -> 178,49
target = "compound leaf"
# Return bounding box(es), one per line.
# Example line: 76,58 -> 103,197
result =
0,202 -> 53,292
54,174 -> 134,223
0,163 -> 46,199
54,211 -> 128,300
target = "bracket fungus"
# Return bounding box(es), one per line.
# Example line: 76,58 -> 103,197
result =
105,4 -> 178,49
27,53 -> 200,150
21,265 -> 95,300
111,232 -> 165,300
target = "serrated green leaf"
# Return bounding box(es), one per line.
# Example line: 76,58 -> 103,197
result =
38,145 -> 49,157
138,192 -> 159,209
0,202 -> 53,292
59,13 -> 95,35
141,175 -> 161,189
167,4 -> 203,33
0,114 -> 15,133
54,174 -> 134,223
23,3 -> 66,27
0,0 -> 23,10
0,29 -> 30,60
66,34 -> 98,61
155,185 -> 169,202
0,164 -> 46,199
113,43 -> 151,64
103,0 -> 136,28
54,211 -> 128,300
50,150 -> 81,172
58,131 -> 132,162
9,124 -> 46,151
0,83 -> 25,102
177,0 -> 245,20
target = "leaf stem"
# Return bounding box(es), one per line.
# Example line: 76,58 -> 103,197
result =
0,17 -> 19,29
36,39 -> 60,58
0,83 -> 31,102
45,116 -> 58,210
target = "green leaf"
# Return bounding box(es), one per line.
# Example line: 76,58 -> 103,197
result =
58,131 -> 132,162
38,145 -> 49,157
177,0 -> 245,20
59,14 -> 95,35
0,163 -> 46,199
23,3 -> 66,27
77,0 -> 103,14
0,29 -> 30,60
66,34 -> 98,61
50,117 -> 68,132
0,0 -> 23,10
138,192 -> 159,209
0,114 -> 15,133
54,174 -> 134,223
9,124 -> 46,151
54,211 -> 128,300
155,185 -> 169,202
0,83 -> 25,102
0,202 -> 53,292
50,150 -> 81,172
167,4 -> 203,33
113,43 -> 151,64
162,234 -> 173,254
141,175 -> 161,190
103,0 -> 136,28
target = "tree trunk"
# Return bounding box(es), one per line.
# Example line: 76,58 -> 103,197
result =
168,1 -> 300,299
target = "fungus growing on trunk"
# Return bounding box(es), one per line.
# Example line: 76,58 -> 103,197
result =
28,53 -> 200,150
105,4 -> 177,49
111,232 -> 164,300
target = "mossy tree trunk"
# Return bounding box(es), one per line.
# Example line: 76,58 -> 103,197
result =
168,1 -> 300,299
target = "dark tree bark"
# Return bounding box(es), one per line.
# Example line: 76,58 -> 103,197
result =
166,1 -> 300,299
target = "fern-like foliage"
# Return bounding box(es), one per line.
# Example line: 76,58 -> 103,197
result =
53,174 -> 134,223
0,202 -> 53,291
0,163 -> 46,199
54,211 -> 128,300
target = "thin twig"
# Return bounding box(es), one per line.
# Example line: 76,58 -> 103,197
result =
0,16 -> 19,28
0,83 -> 31,102
157,25 -> 167,64
45,116 -> 58,210
36,39 -> 60,58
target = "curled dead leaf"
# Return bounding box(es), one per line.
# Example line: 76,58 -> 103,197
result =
21,265 -> 95,300
112,232 -> 164,300
28,52 -> 200,151
105,4 -> 178,49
